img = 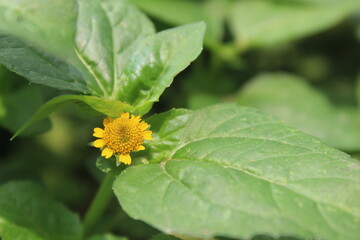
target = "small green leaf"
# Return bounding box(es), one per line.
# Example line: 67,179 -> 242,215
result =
145,109 -> 193,162
75,0 -> 205,113
11,95 -> 133,140
96,156 -> 126,176
115,22 -> 205,114
229,0 -> 360,49
75,0 -> 155,98
88,233 -> 127,240
0,181 -> 82,240
237,73 -> 360,151
114,104 -> 360,240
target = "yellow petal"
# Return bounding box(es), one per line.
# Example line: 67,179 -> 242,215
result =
120,112 -> 130,119
93,127 -> 104,138
101,148 -> 114,159
119,154 -> 131,165
131,115 -> 141,122
103,118 -> 113,126
139,122 -> 149,131
136,145 -> 145,151
143,131 -> 152,140
93,139 -> 105,148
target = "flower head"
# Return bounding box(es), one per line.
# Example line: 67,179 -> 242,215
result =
92,112 -> 152,165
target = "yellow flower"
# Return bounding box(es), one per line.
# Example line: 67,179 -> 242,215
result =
92,112 -> 152,165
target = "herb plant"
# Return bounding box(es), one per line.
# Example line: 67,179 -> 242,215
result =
0,0 -> 359,240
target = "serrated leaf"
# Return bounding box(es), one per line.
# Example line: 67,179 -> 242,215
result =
114,22 -> 205,113
11,95 -> 133,139
237,73 -> 360,151
228,0 -> 360,49
1,0 -> 205,110
0,181 -> 82,240
75,0 -> 205,113
113,104 -> 360,240
75,0 -> 155,98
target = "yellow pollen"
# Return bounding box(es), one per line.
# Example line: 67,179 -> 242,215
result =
103,118 -> 144,154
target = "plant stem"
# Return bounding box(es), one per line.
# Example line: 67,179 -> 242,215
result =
83,173 -> 115,238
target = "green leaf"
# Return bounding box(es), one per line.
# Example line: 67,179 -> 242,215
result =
130,0 -> 226,47
113,104 -> 360,240
75,0 -> 205,113
145,109 -> 193,163
0,181 -> 82,240
88,233 -> 127,240
96,156 -> 126,176
11,95 -> 133,140
237,73 -> 360,151
115,22 -> 205,113
75,0 -> 155,98
0,0 -> 204,109
0,85 -> 50,136
228,0 -> 360,49
0,0 -> 77,60
0,35 -> 100,95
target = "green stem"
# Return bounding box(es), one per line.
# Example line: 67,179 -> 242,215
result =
83,173 -> 115,238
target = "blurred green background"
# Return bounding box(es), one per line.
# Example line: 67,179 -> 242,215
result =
0,0 -> 359,239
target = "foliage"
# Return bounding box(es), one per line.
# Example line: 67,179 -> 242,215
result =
0,0 -> 359,240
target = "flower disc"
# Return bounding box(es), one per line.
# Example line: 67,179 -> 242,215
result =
92,113 -> 152,165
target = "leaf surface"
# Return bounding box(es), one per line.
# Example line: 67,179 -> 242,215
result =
114,104 -> 360,240
76,0 -> 205,112
0,0 -> 204,109
237,73 -> 360,151
0,181 -> 82,240
0,35 -> 99,95
0,0 -> 76,59
113,22 -> 205,113
145,109 -> 193,163
75,0 -> 155,97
